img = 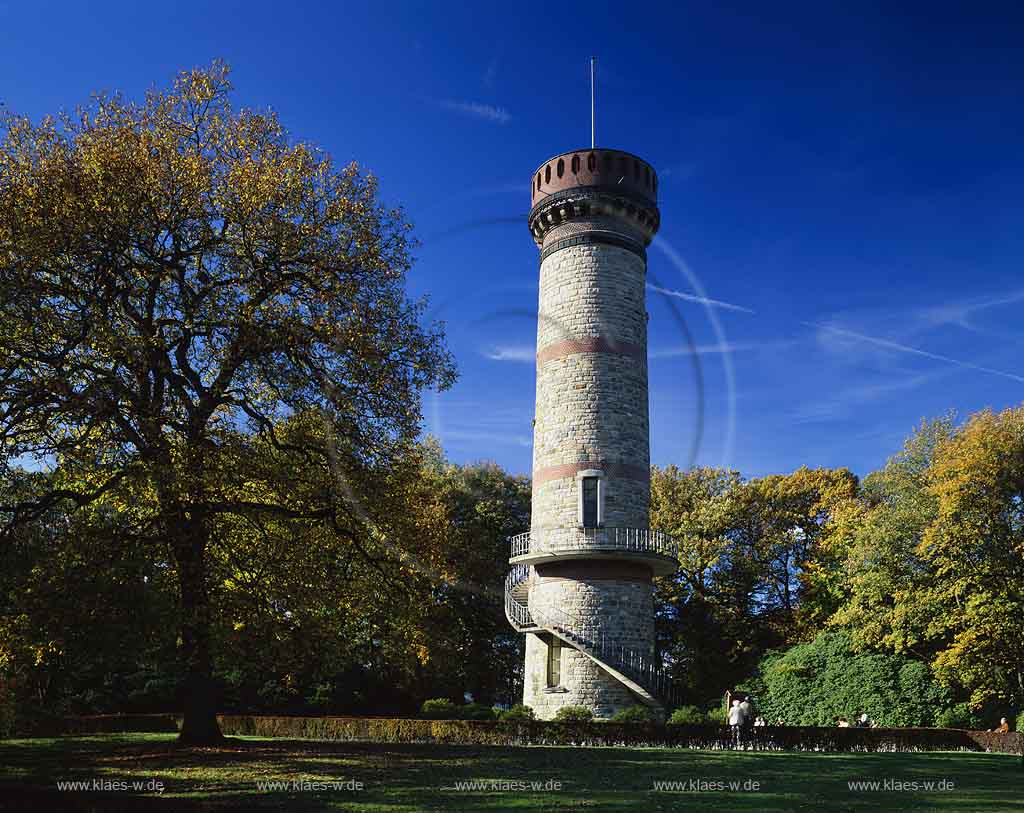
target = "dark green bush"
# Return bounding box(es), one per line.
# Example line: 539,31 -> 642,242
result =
610,705 -> 654,724
553,705 -> 593,722
419,698 -> 458,719
667,705 -> 705,726
459,702 -> 496,721
498,704 -> 535,722
0,684 -> 15,738
756,632 -> 952,727
1016,711 -> 1023,733
935,703 -> 980,730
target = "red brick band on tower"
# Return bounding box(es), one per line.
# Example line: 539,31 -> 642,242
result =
532,460 -> 651,486
536,337 -> 645,365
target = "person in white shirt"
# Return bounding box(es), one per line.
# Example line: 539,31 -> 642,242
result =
728,700 -> 742,746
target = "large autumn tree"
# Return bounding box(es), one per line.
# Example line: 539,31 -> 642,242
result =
0,63 -> 454,742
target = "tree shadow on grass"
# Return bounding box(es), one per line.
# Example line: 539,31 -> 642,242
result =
0,736 -> 1021,812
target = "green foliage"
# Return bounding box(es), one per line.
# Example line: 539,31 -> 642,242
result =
419,698 -> 458,719
0,62 -> 455,742
651,464 -> 861,707
553,706 -> 593,723
934,703 -> 981,730
305,683 -> 336,710
667,705 -> 705,725
756,632 -> 951,727
498,704 -> 535,722
831,417 -> 951,657
1016,712 -> 1023,733
609,706 -> 654,724
459,702 -> 496,721
0,684 -> 15,738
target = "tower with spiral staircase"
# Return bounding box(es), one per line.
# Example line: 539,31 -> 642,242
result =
505,147 -> 679,720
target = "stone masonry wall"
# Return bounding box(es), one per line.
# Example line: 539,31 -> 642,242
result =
531,243 -> 650,533
523,574 -> 655,720
523,232 -> 656,719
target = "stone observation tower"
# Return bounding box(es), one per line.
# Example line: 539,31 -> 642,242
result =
505,148 -> 680,719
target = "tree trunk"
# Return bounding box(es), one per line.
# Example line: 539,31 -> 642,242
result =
173,521 -> 223,744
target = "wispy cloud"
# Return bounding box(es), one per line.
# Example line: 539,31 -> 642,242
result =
482,344 -> 534,362
915,288 -> 1024,332
647,284 -> 756,314
441,429 -> 532,449
805,322 -> 1024,384
436,99 -> 510,124
658,162 -> 700,183
483,54 -> 500,88
649,340 -> 787,359
793,371 -> 947,423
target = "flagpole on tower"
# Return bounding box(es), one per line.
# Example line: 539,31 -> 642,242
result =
590,56 -> 596,149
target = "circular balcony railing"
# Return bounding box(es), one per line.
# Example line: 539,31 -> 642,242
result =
509,527 -> 678,562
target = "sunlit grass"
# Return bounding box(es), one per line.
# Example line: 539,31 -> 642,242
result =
0,733 -> 1019,811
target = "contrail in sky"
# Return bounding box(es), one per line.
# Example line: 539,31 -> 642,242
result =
806,322 -> 1024,384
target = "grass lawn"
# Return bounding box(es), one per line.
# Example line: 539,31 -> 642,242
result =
0,733 -> 1021,811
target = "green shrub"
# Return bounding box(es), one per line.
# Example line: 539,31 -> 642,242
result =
458,702 -> 496,721
419,698 -> 458,719
705,706 -> 727,725
0,685 -> 15,738
1017,711 -> 1024,733
755,632 -> 952,727
306,682 -> 336,710
667,705 -> 705,726
609,705 -> 654,724
553,705 -> 593,723
498,704 -> 536,722
935,703 -> 980,730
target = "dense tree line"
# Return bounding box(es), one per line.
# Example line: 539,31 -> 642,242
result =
3,407 -> 1021,732
651,411 -> 1024,728
0,440 -> 529,729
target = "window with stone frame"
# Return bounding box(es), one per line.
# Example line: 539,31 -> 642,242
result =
581,476 -> 599,528
546,637 -> 562,687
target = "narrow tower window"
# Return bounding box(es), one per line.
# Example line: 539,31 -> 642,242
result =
581,476 -> 599,528
547,638 -> 562,687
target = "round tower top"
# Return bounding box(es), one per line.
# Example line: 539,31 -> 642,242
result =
530,148 -> 657,209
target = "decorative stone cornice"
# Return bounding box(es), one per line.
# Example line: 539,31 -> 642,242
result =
539,232 -> 646,262
529,186 -> 660,248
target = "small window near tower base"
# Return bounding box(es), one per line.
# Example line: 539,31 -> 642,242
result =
547,638 -> 561,687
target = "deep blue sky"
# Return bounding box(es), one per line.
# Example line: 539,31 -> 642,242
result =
4,2 -> 1023,479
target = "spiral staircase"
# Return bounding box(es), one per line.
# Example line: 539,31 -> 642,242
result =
505,528 -> 682,711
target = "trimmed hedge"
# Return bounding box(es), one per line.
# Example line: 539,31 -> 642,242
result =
17,713 -> 181,737
24,715 -> 1024,756
212,716 -> 1024,755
